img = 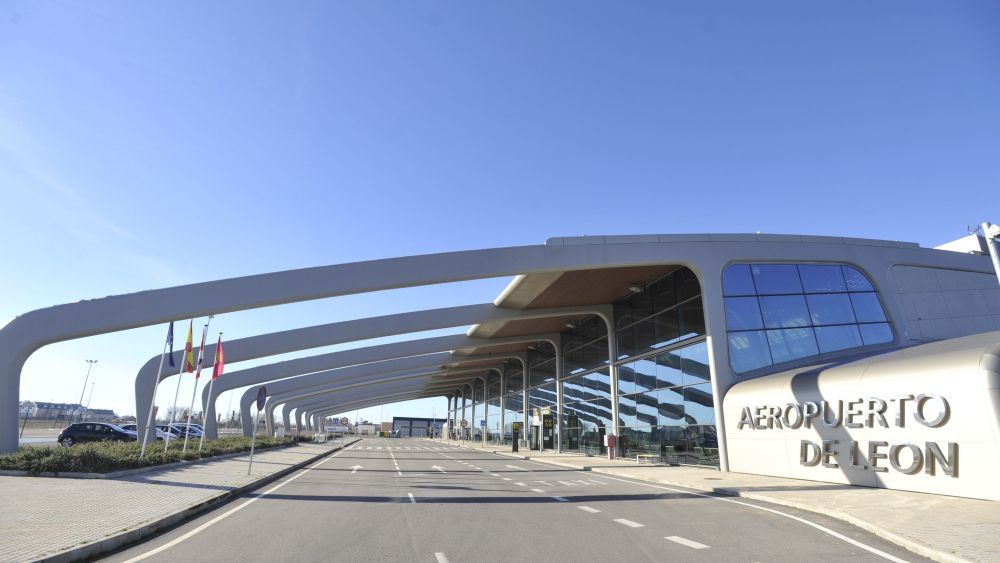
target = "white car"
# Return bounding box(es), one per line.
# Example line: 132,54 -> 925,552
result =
119,424 -> 173,441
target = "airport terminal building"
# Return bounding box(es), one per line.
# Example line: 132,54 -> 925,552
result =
4,231 -> 1000,502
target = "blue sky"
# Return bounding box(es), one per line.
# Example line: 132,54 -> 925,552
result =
2,1 -> 998,424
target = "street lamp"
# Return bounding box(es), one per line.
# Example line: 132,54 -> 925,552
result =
74,360 -> 97,424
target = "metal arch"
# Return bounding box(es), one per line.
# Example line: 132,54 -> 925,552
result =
262,350 -> 538,434
293,377 -> 485,433
246,338 -> 556,436
145,303 -> 603,440
266,366 -> 503,435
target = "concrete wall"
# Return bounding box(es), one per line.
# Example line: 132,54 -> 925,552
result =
723,331 -> 1000,501
890,265 -> 1000,340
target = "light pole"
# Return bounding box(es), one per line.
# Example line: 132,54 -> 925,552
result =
83,382 -> 96,421
74,360 -> 97,424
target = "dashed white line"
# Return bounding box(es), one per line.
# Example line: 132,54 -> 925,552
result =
530,488 -> 545,493
578,506 -> 601,513
551,496 -> 570,502
502,477 -> 512,481
613,518 -> 645,528
434,553 -> 449,563
408,493 -> 416,504
665,536 -> 709,550
515,482 -> 526,486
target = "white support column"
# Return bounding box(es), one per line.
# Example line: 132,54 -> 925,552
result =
601,308 -> 620,459
481,375 -> 488,446
461,389 -> 467,440
470,382 -> 477,442
555,339 -> 564,453
499,366 -> 506,445
522,360 -> 529,449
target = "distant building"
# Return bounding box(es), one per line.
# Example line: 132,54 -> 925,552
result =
18,401 -> 36,417
85,408 -> 116,423
392,417 -> 445,438
31,402 -> 84,421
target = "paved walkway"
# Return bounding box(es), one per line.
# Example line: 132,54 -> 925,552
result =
442,439 -> 999,563
0,440 -> 347,562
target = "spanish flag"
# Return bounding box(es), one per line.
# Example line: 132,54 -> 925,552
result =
212,334 -> 224,380
183,321 -> 195,373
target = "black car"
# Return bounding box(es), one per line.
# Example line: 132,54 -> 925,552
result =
57,422 -> 137,446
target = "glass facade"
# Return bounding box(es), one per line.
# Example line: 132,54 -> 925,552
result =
559,267 -> 714,465
723,263 -> 894,374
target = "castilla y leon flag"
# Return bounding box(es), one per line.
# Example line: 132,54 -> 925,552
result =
183,321 -> 195,373
212,335 -> 224,379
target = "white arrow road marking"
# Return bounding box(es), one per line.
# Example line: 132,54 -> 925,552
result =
578,506 -> 601,513
432,465 -> 446,473
505,465 -> 528,471
350,465 -> 362,474
614,519 -> 645,528
665,536 -> 709,549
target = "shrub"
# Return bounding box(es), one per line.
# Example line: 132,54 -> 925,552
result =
0,436 -> 297,475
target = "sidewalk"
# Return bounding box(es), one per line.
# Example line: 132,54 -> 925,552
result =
442,439 -> 999,563
0,439 -> 354,562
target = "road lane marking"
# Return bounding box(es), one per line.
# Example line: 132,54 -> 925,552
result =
551,496 -> 570,502
536,481 -> 553,486
515,482 -> 526,486
123,446 -> 348,562
505,464 -> 527,471
350,465 -> 362,474
614,518 -> 645,528
408,493 -> 416,504
432,465 -> 447,473
434,552 -> 449,563
589,479 -> 606,484
560,471 -> 908,563
502,477 -> 512,481
665,536 -> 709,549
531,488 -> 545,493
578,506 -> 601,513
490,473 -> 501,477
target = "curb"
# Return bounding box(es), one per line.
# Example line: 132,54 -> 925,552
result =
36,438 -> 360,563
443,441 -> 968,563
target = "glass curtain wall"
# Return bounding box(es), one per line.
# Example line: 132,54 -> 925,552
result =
560,267 -> 714,465
502,365 -> 523,445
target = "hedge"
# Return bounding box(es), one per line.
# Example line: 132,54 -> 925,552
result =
0,436 -> 301,475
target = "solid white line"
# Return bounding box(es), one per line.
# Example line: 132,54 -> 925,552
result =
531,488 -> 545,493
665,536 -> 709,550
408,493 -> 416,504
434,552 -> 449,563
124,447 -> 347,562
551,496 -> 570,502
578,506 -> 601,513
614,518 -> 645,528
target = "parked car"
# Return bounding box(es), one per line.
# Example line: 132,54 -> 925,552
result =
118,424 -> 174,441
57,423 -> 137,446
168,424 -> 203,438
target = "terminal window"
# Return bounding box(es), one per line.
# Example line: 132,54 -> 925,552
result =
723,263 -> 894,374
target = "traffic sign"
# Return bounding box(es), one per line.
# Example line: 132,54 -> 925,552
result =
480,420 -> 486,427
460,419 -> 468,428
340,417 -> 350,425
255,386 -> 267,410
512,422 -> 521,432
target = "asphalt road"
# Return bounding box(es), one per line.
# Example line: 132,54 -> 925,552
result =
101,438 -> 929,563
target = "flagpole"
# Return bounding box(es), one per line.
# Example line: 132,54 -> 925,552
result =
140,323 -> 173,458
198,332 -> 222,452
183,317 -> 212,453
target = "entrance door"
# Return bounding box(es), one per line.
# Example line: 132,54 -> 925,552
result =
541,414 -> 553,449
